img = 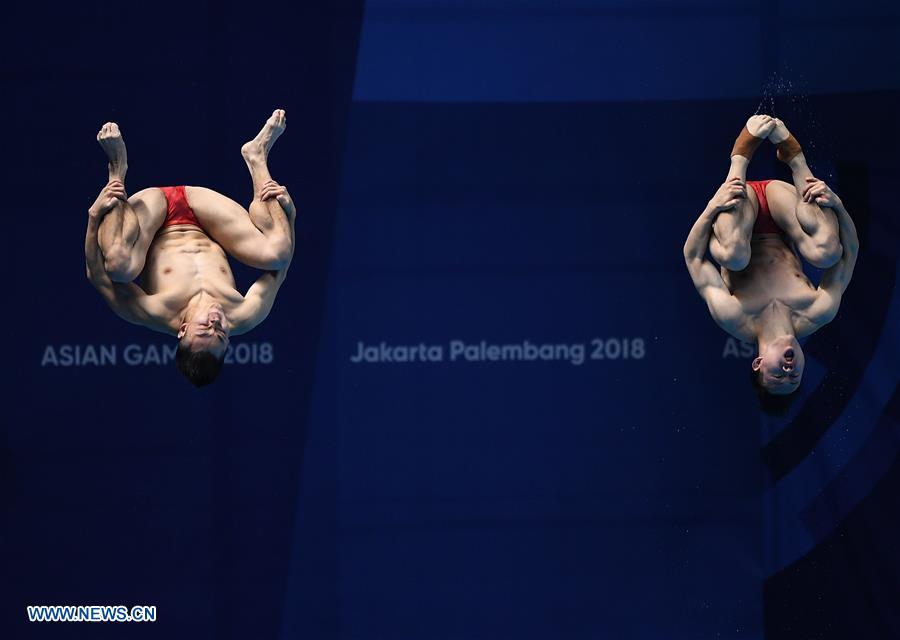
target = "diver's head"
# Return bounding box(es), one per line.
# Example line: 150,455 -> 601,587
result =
175,302 -> 229,386
752,335 -> 804,395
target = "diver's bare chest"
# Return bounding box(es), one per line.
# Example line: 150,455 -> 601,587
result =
142,241 -> 237,297
726,252 -> 816,315
149,255 -> 232,281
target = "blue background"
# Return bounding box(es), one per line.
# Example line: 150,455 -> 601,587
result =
2,1 -> 899,639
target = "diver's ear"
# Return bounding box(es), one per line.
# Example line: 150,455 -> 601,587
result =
751,356 -> 763,371
177,324 -> 187,339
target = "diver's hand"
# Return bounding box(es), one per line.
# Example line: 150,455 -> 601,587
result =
802,177 -> 840,208
709,177 -> 747,213
89,179 -> 127,218
259,179 -> 296,218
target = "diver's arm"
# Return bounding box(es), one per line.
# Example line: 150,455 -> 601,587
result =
684,183 -> 749,335
819,197 -> 859,295
804,195 -> 859,327
85,211 -> 117,294
684,177 -> 747,273
85,206 -> 168,332
230,264 -> 291,336
230,183 -> 296,335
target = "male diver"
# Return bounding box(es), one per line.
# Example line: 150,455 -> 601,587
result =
683,115 -> 858,405
85,110 -> 296,386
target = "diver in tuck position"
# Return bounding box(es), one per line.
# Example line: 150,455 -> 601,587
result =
683,115 -> 859,405
84,110 -> 296,386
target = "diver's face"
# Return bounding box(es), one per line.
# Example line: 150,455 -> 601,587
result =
753,337 -> 804,395
177,303 -> 230,358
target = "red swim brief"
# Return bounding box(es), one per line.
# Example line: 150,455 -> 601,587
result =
158,186 -> 202,229
747,179 -> 782,235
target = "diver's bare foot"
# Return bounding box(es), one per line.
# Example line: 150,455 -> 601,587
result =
731,115 -> 775,159
769,118 -> 790,144
241,109 -> 286,165
770,118 -> 803,165
97,122 -> 128,180
746,114 -> 776,139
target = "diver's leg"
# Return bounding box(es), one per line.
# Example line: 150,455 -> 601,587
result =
709,180 -> 755,271
241,109 -> 295,259
766,119 -> 842,268
709,115 -> 775,271
185,110 -> 294,270
95,123 -> 166,282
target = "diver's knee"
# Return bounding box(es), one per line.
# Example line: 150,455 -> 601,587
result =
104,248 -> 139,283
262,238 -> 293,270
806,238 -> 842,269
718,241 -> 751,271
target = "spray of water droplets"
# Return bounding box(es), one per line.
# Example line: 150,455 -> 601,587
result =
754,69 -> 834,182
